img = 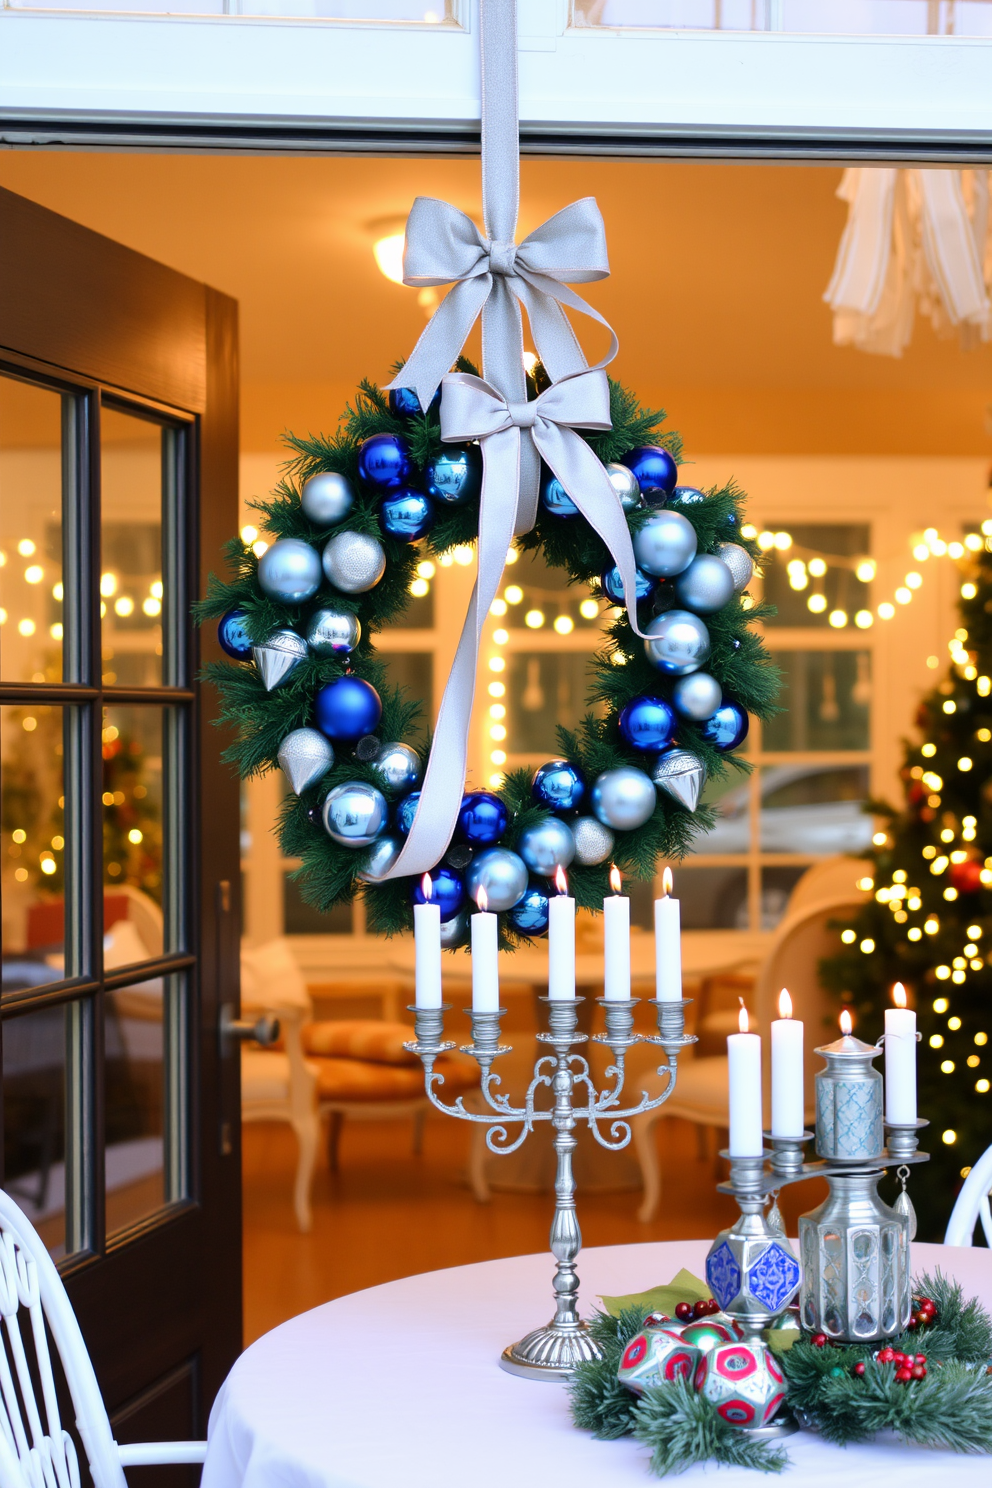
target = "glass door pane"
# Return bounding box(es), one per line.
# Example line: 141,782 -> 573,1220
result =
101,406 -> 164,688
2,1003 -> 69,1257
0,374 -> 65,684
2,703 -> 69,996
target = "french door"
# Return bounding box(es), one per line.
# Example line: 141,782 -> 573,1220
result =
0,185 -> 241,1451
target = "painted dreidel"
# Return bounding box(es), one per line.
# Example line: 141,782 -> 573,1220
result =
678,1314 -> 743,1355
695,1340 -> 787,1429
617,1328 -> 702,1396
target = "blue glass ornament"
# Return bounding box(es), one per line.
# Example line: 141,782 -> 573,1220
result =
701,698 -> 749,752
670,485 -> 707,506
510,884 -> 551,936
411,865 -> 466,923
314,675 -> 383,742
388,385 -> 441,419
540,465 -> 578,518
532,760 -> 585,814
357,432 -> 413,491
395,790 -> 421,836
379,489 -> 434,542
619,695 -> 677,753
601,564 -> 656,606
620,446 -> 678,500
426,445 -> 482,506
218,609 -> 253,659
457,791 -> 508,845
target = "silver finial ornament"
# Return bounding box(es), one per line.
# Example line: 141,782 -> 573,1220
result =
278,727 -> 334,794
651,747 -> 707,811
252,629 -> 309,690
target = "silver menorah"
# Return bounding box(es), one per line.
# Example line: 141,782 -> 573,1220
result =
407,993 -> 696,1380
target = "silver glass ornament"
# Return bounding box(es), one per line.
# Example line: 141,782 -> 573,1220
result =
322,530 -> 386,593
252,629 -> 309,691
644,610 -> 711,675
257,538 -> 322,604
277,727 -> 335,794
464,847 -> 529,912
650,748 -> 707,812
518,818 -> 576,876
572,815 -> 614,866
439,909 -> 470,949
321,781 -> 389,847
373,742 -> 422,794
301,471 -> 355,527
672,671 -> 722,721
357,833 -> 403,883
673,553 -> 735,615
632,509 -> 697,578
306,607 -> 361,657
590,767 -> 657,831
605,461 -> 642,512
715,541 -> 755,593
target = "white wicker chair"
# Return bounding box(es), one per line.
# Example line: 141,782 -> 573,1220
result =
944,1142 -> 992,1247
0,1188 -> 205,1488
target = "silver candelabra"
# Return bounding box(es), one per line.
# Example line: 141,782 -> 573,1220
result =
407,994 -> 696,1380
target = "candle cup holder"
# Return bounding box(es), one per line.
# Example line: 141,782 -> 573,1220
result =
884,1118 -> 928,1162
407,994 -> 696,1380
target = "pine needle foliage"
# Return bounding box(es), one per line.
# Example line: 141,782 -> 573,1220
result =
197,364 -> 777,939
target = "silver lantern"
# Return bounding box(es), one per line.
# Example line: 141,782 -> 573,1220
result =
799,1174 -> 911,1342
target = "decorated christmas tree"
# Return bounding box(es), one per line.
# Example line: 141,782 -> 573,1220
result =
822,519 -> 992,1241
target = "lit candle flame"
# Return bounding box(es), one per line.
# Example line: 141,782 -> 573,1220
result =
610,864 -> 622,895
840,1008 -> 853,1036
738,997 -> 749,1034
555,865 -> 569,896
778,988 -> 792,1019
893,982 -> 907,1009
662,866 -> 673,897
421,872 -> 433,903
477,884 -> 489,913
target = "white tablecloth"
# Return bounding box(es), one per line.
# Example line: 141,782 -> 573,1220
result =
203,1240 -> 992,1488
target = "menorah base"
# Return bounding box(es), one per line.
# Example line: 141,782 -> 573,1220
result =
499,1320 -> 603,1381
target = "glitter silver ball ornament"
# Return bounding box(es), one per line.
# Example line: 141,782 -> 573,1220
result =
673,553 -> 735,615
464,847 -> 529,912
632,509 -> 697,578
322,530 -> 386,594
591,767 -> 657,831
439,909 -> 470,949
357,833 -> 402,883
605,461 -> 642,512
277,727 -> 335,794
321,781 -> 388,847
672,671 -> 723,721
518,818 -> 576,876
714,541 -> 755,593
373,742 -> 422,794
257,539 -> 322,604
644,610 -> 711,676
307,607 -> 361,657
572,816 -> 615,866
252,629 -> 309,690
300,471 -> 355,527
650,748 -> 707,812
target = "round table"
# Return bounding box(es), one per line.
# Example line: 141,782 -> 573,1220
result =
203,1240 -> 992,1488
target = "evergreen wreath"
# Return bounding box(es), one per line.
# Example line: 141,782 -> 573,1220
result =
197,361 -> 779,945
569,1272 -> 992,1476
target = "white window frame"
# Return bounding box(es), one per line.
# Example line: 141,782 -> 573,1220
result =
1,0 -> 991,154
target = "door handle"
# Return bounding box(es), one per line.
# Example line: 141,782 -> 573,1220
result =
220,1003 -> 280,1048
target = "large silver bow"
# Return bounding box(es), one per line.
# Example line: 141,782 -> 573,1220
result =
382,370 -> 648,882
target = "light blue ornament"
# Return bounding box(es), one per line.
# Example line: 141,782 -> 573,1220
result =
257,538 -> 322,603
357,834 -> 402,883
701,699 -> 749,752
674,554 -> 735,615
600,564 -> 655,606
590,767 -> 657,831
277,727 -> 334,794
465,848 -> 529,912
322,781 -> 388,847
672,671 -> 723,721
670,485 -> 707,506
322,530 -> 386,593
373,742 -> 422,794
307,607 -> 361,657
519,818 -> 576,876
644,610 -> 711,676
510,885 -> 550,936
632,510 -> 697,578
540,466 -> 578,518
301,471 -> 355,527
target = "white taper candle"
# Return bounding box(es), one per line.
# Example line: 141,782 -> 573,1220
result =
414,874 -> 442,1009
771,988 -> 805,1138
885,982 -> 917,1124
471,885 -> 500,1013
548,866 -> 575,1001
654,866 -> 682,1001
604,865 -> 631,1001
728,1002 -> 763,1157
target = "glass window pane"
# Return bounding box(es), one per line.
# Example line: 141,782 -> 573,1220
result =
570,2 -> 990,37
2,1004 -> 68,1257
379,651 -> 433,724
2,705 -> 68,995
101,407 -> 164,687
762,524 -> 871,630
759,763 -> 872,854
102,706 -> 165,958
674,866 -> 749,930
505,649 -> 592,758
761,866 -> 808,930
762,650 -> 871,751
0,375 -> 64,684
690,768 -> 752,855
105,972 -> 170,1235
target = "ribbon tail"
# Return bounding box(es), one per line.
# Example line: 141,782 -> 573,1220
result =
381,426 -> 521,880
517,270 -> 620,379
482,277 -> 527,405
385,276 -> 491,411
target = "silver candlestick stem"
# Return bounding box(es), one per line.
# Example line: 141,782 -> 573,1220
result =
407,993 -> 696,1381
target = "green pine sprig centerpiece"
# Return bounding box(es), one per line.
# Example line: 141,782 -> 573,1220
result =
197,363 -> 779,946
569,1274 -> 992,1476
820,525 -> 992,1237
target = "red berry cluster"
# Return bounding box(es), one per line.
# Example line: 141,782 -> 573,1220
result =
906,1295 -> 938,1331
876,1347 -> 928,1382
675,1299 -> 720,1322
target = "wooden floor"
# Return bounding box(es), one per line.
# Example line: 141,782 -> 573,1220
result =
241,1113 -> 825,1345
